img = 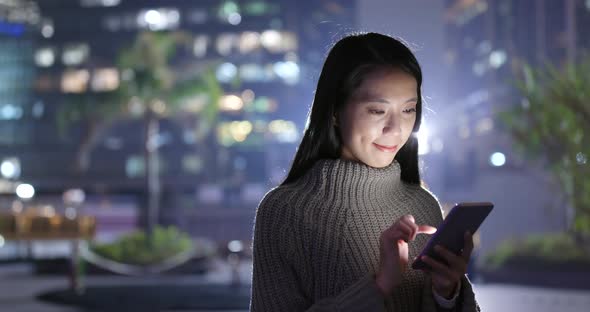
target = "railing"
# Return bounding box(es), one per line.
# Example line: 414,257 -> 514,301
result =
0,213 -> 96,294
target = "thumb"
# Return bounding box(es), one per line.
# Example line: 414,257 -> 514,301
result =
397,239 -> 409,269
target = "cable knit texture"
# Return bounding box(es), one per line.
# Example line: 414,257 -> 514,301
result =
250,158 -> 481,312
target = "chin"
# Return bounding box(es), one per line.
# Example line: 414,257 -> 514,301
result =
362,154 -> 396,168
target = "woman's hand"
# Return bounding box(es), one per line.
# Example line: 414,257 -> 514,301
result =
420,231 -> 474,298
375,215 -> 437,296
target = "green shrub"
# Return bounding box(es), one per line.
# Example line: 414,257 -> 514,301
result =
91,226 -> 194,265
484,232 -> 590,270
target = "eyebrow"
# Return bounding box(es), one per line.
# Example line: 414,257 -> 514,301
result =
364,97 -> 418,104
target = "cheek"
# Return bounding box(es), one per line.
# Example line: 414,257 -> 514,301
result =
401,117 -> 417,142
349,117 -> 381,144
341,108 -> 369,140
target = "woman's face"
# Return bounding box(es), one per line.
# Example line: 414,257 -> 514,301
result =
338,67 -> 418,168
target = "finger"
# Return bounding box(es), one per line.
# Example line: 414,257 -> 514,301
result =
400,219 -> 419,240
383,227 -> 409,247
429,271 -> 457,290
401,215 -> 415,224
421,255 -> 458,281
434,245 -> 465,272
462,231 -> 474,262
417,225 -> 437,235
392,222 -> 414,242
397,239 -> 409,266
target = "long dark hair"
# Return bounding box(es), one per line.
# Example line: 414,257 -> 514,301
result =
282,32 -> 423,186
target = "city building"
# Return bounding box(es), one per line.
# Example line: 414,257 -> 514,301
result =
442,0 -> 590,256
1,0 -> 356,243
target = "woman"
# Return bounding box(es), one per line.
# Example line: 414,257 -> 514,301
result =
250,32 -> 481,312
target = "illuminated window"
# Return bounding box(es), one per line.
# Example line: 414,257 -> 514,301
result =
137,8 -> 180,31
218,1 -> 241,24
193,35 -> 209,58
260,30 -> 298,53
239,63 -> 272,82
219,95 -> 243,111
446,0 -> 488,26
216,33 -> 239,56
35,47 -> 55,67
216,121 -> 253,146
273,61 -> 300,85
280,32 -> 298,52
260,30 -> 280,52
91,68 -> 119,92
41,19 -> 54,38
216,63 -> 238,83
244,1 -> 279,16
228,12 -> 241,25
0,104 -> 23,120
61,69 -> 90,93
489,50 -> 507,68
241,89 -> 255,104
80,0 -> 121,7
62,43 -> 89,66
268,120 -> 298,143
239,31 -> 261,54
249,96 -> 277,113
125,156 -> 145,177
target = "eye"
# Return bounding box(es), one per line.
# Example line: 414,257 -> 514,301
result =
403,107 -> 417,114
368,109 -> 385,115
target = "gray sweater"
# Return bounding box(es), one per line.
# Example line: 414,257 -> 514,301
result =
250,158 -> 481,311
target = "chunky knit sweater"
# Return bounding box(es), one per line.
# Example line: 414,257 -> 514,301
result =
250,158 -> 481,311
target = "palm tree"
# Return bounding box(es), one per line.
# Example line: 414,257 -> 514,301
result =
57,31 -> 223,237
499,56 -> 590,246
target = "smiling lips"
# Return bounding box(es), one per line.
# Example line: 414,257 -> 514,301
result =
373,143 -> 398,153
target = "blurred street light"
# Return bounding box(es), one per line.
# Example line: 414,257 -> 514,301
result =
490,152 -> 506,167
16,183 -> 35,199
1,158 -> 20,179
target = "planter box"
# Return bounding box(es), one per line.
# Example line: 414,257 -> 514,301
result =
478,266 -> 590,290
34,257 -> 210,276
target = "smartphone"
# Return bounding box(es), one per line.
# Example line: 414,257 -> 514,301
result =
411,202 -> 494,271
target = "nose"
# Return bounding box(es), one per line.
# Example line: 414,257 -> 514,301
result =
382,114 -> 402,136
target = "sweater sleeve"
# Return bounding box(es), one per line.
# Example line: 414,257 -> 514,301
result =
416,188 -> 482,312
249,191 -> 386,312
455,274 -> 482,312
421,274 -> 482,312
432,279 -> 461,308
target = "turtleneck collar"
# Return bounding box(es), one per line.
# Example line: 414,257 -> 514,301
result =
303,158 -> 404,200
